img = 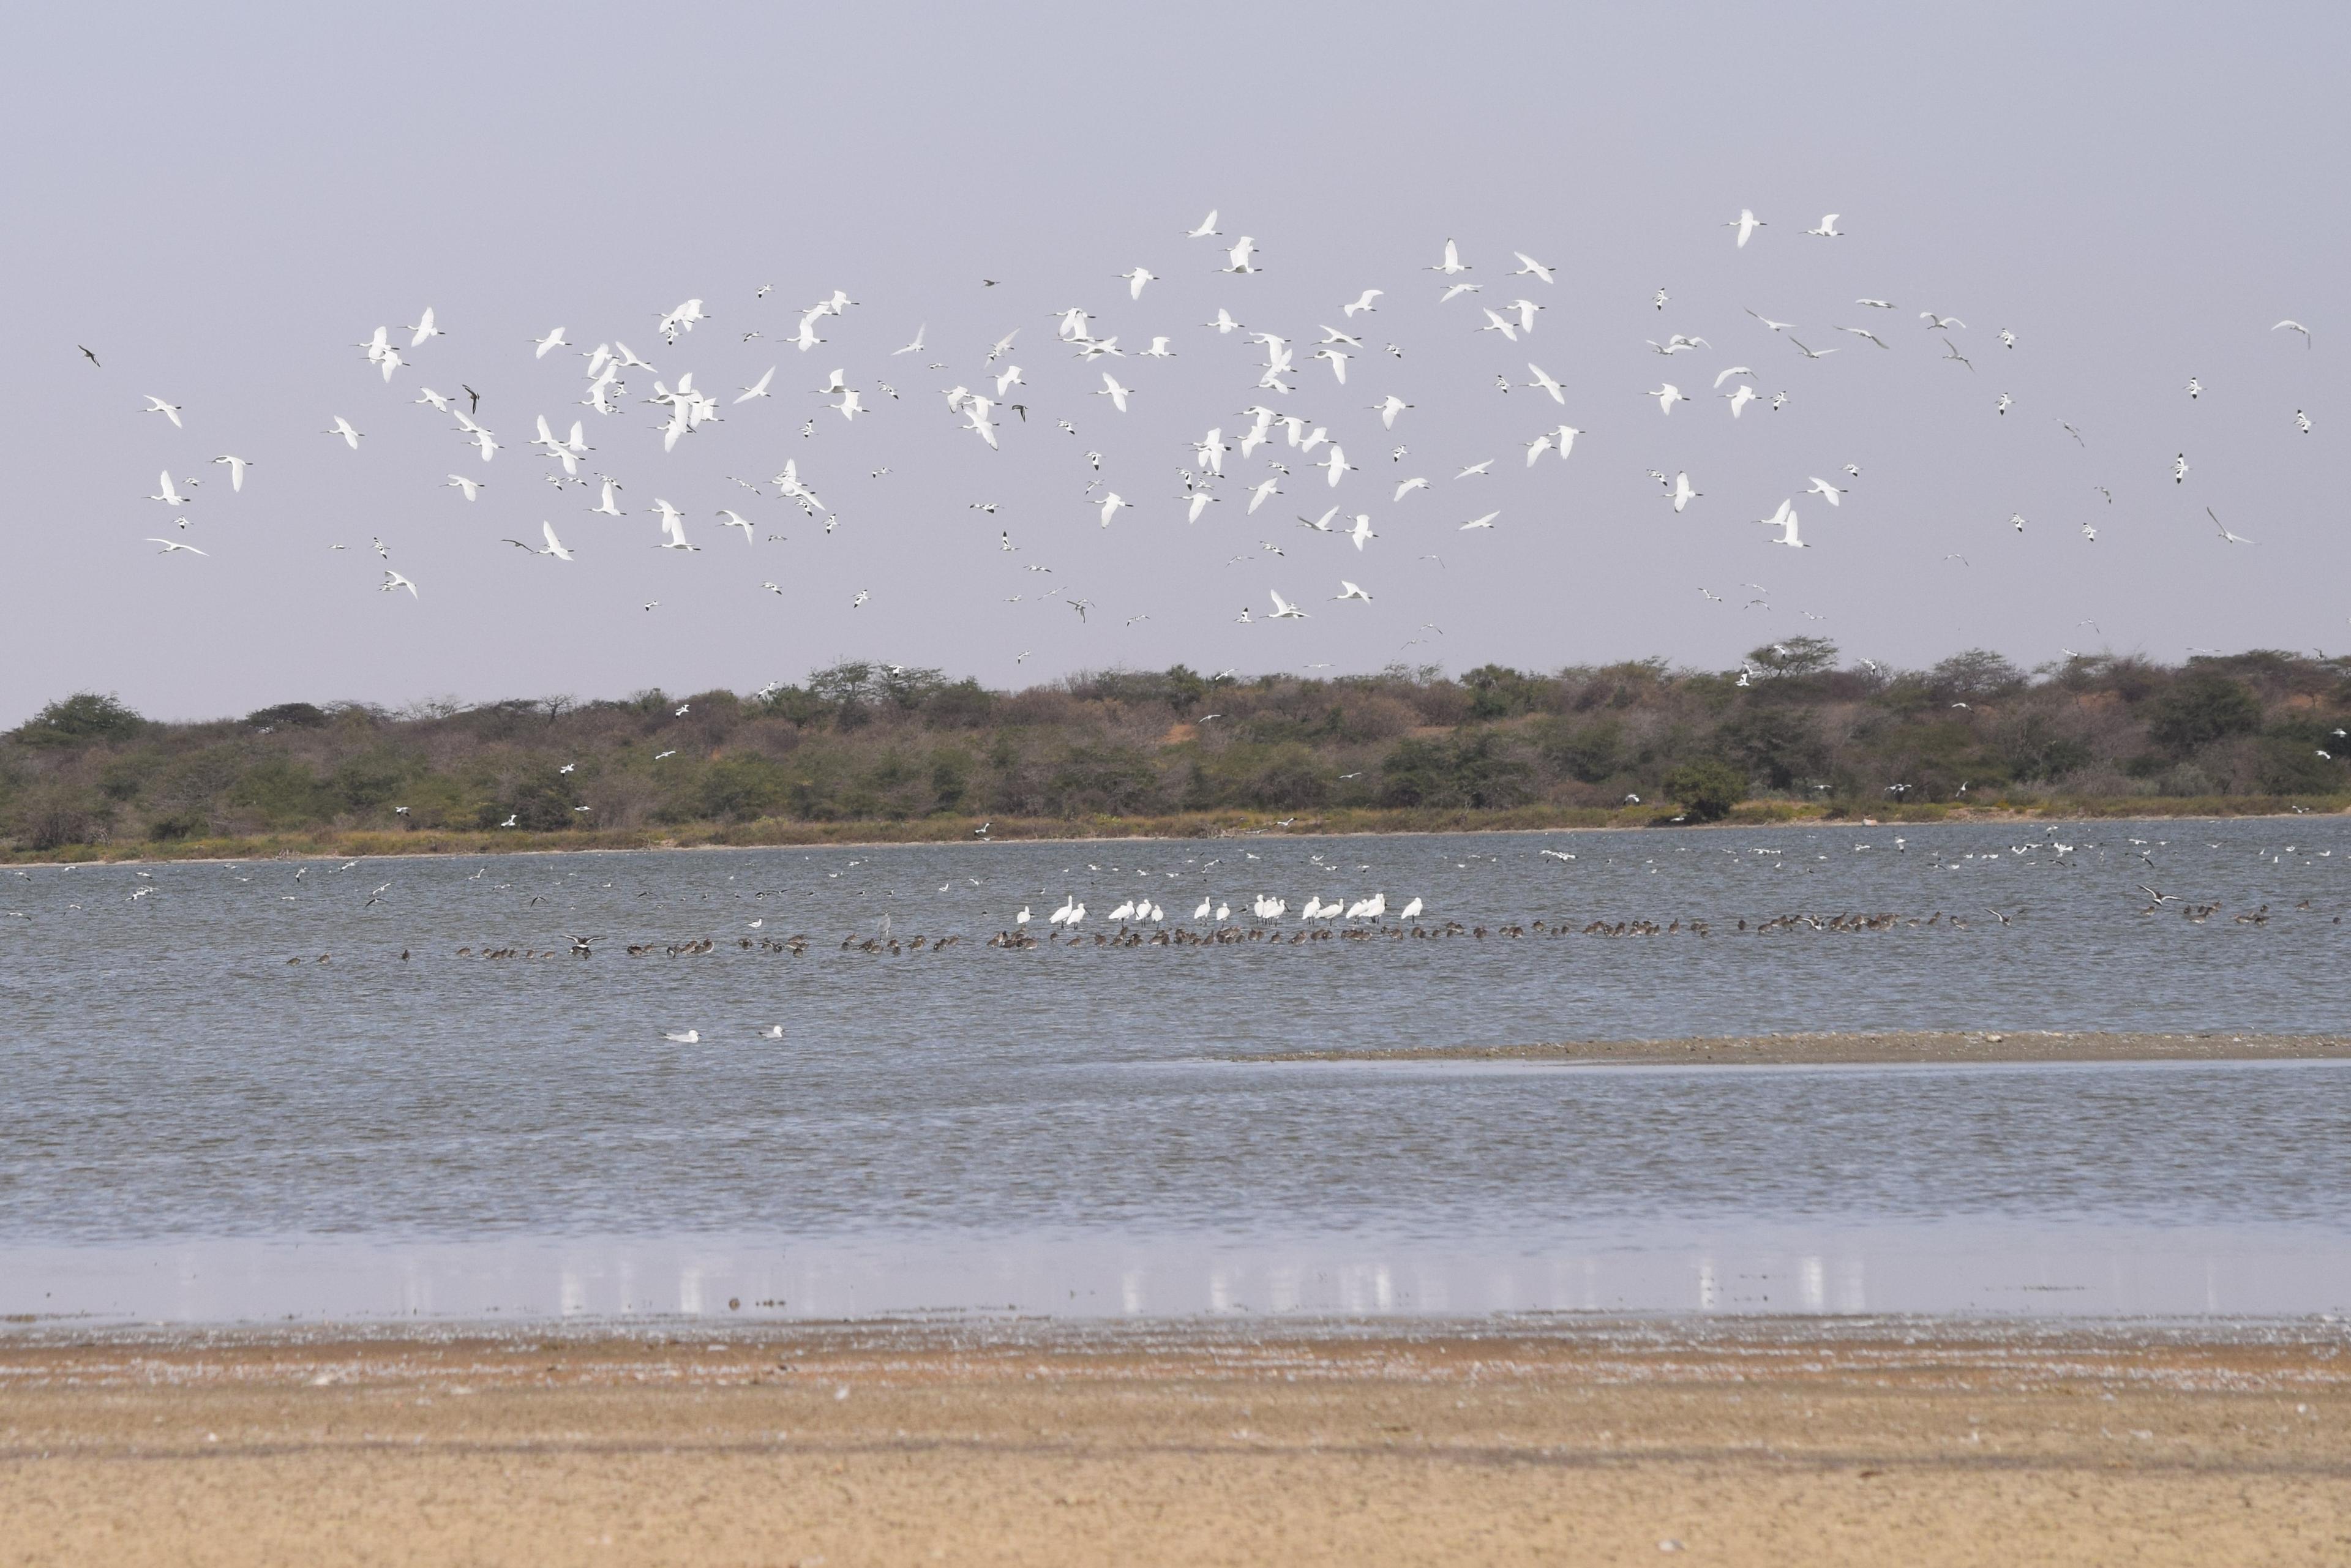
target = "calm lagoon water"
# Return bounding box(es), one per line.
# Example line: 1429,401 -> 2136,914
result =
2,818 -> 2346,1321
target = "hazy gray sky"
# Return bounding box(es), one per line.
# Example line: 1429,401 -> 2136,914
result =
6,1 -> 2344,724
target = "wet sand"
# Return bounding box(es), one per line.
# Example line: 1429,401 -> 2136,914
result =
1243,1030 -> 2351,1066
3,1318 -> 2345,1566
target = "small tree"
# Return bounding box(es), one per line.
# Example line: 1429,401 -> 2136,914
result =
13,692 -> 146,747
2147,671 -> 2260,754
1662,760 -> 1746,822
1746,637 -> 1839,678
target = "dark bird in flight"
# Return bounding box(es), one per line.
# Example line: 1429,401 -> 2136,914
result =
79,345 -> 100,366
462,383 -> 481,413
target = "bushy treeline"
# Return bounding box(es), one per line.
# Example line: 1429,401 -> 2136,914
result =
6,643 -> 2348,850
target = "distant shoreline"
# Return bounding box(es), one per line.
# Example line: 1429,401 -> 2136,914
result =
1238,1031 -> 2351,1067
6,795 -> 2346,868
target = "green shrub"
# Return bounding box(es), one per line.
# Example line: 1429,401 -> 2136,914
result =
1662,760 -> 1747,822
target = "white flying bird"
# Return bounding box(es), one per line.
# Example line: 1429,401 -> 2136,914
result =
1335,580 -> 1372,602
1526,364 -> 1565,403
1760,499 -> 1805,548
146,538 -> 207,555
446,474 -> 482,501
380,569 -> 419,596
1458,511 -> 1499,530
325,415 -> 362,449
2273,319 -> 2311,346
1727,208 -> 1766,247
502,520 -> 574,560
735,367 -> 775,403
1098,373 -> 1131,413
1804,214 -> 1843,238
210,454 -> 249,490
1349,514 -> 1377,550
1670,471 -> 1700,512
1222,236 -> 1260,274
1267,589 -> 1309,619
1512,252 -> 1555,283
141,396 -> 183,428
1185,209 -> 1221,238
149,470 -> 190,506
2207,508 -> 2256,545
531,328 -> 567,358
1647,383 -> 1689,414
1805,476 -> 1847,506
1428,239 -> 1470,274
1119,267 -> 1156,300
1343,289 -> 1382,317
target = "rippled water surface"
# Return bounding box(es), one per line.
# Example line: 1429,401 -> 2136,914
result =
3,819 -> 2347,1320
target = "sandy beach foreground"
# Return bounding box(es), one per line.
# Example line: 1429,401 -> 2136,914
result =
1243,1030 -> 2351,1066
2,1318 -> 2344,1566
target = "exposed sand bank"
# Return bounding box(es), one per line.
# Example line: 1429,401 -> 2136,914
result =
2,1318 -> 2344,1566
1240,1031 -> 2351,1067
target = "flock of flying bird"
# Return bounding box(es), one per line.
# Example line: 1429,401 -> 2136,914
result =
105,205 -> 2324,671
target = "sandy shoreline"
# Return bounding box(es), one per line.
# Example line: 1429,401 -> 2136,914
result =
7,800 -> 2345,869
1238,1030 -> 2351,1067
3,1316 -> 2344,1565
